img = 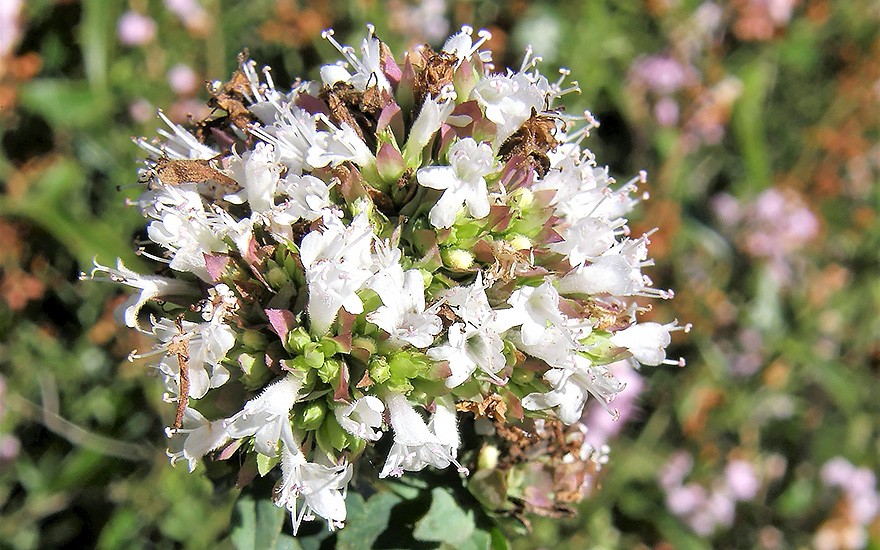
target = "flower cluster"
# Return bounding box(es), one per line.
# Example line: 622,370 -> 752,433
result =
91,26 -> 686,533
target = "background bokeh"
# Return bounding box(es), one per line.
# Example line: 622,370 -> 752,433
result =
1,0 -> 879,548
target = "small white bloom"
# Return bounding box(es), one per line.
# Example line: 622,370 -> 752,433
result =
274,174 -> 332,222
550,216 -> 623,267
251,104 -> 323,174
494,282 -> 566,346
136,110 -> 218,160
442,26 -> 493,63
307,122 -> 374,169
225,142 -> 282,213
300,214 -> 377,335
152,316 -> 235,400
166,407 -> 230,472
368,266 -> 442,348
438,271 -> 495,325
428,396 -> 461,462
87,258 -> 198,330
320,27 -> 391,92
404,95 -> 455,165
470,73 -> 544,144
143,184 -> 230,281
427,322 -> 506,388
417,138 -> 498,228
379,392 -> 466,478
334,396 -> 385,441
522,357 -> 626,424
226,373 -> 305,456
556,237 -> 670,299
275,443 -> 353,533
610,321 -> 689,366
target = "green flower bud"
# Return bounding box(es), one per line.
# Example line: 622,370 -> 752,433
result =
317,357 -> 341,383
286,327 -> 312,353
298,400 -> 326,431
368,356 -> 391,384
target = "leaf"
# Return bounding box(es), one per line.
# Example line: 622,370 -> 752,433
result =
413,488 -> 475,545
336,492 -> 402,550
230,494 -> 286,550
18,79 -> 112,129
257,453 -> 279,477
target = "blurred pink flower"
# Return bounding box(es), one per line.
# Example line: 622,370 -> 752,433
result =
168,63 -> 199,96
117,11 -> 157,46
129,98 -> 155,124
0,0 -> 23,59
654,96 -> 680,126
630,55 -> 695,95
725,459 -> 761,500
165,0 -> 209,33
390,0 -> 450,45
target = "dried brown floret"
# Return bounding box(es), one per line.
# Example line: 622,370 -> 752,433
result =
206,68 -> 257,132
320,81 -> 391,148
456,393 -> 508,422
413,47 -> 458,107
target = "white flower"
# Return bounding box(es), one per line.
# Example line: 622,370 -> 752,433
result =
136,110 -> 218,160
334,396 -> 385,441
556,237 -> 671,299
404,95 -> 455,166
275,443 -> 353,533
226,373 -> 305,456
307,122 -> 375,169
470,73 -> 544,144
226,142 -> 282,213
512,323 -> 588,367
550,216 -> 623,267
417,138 -> 498,228
440,271 -> 494,327
442,25 -> 493,63
274,174 -> 332,222
610,321 -> 689,366
143,184 -> 230,280
379,392 -> 466,478
166,407 -> 230,472
428,396 -> 461,464
427,322 -> 506,387
300,214 -> 377,335
251,104 -> 323,174
522,357 -> 626,424
494,282 -> 567,346
86,258 -> 198,330
320,27 -> 391,92
368,266 -> 442,348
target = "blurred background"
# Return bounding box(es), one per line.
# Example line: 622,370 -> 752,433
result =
1,0 -> 879,548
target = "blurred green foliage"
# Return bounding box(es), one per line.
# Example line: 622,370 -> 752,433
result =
1,0 -> 879,548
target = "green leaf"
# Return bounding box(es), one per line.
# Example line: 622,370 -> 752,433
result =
18,79 -> 112,129
413,488 -> 475,545
230,494 -> 286,550
336,492 -> 402,550
257,453 -> 279,477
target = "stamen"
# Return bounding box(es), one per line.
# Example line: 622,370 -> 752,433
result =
469,29 -> 492,57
